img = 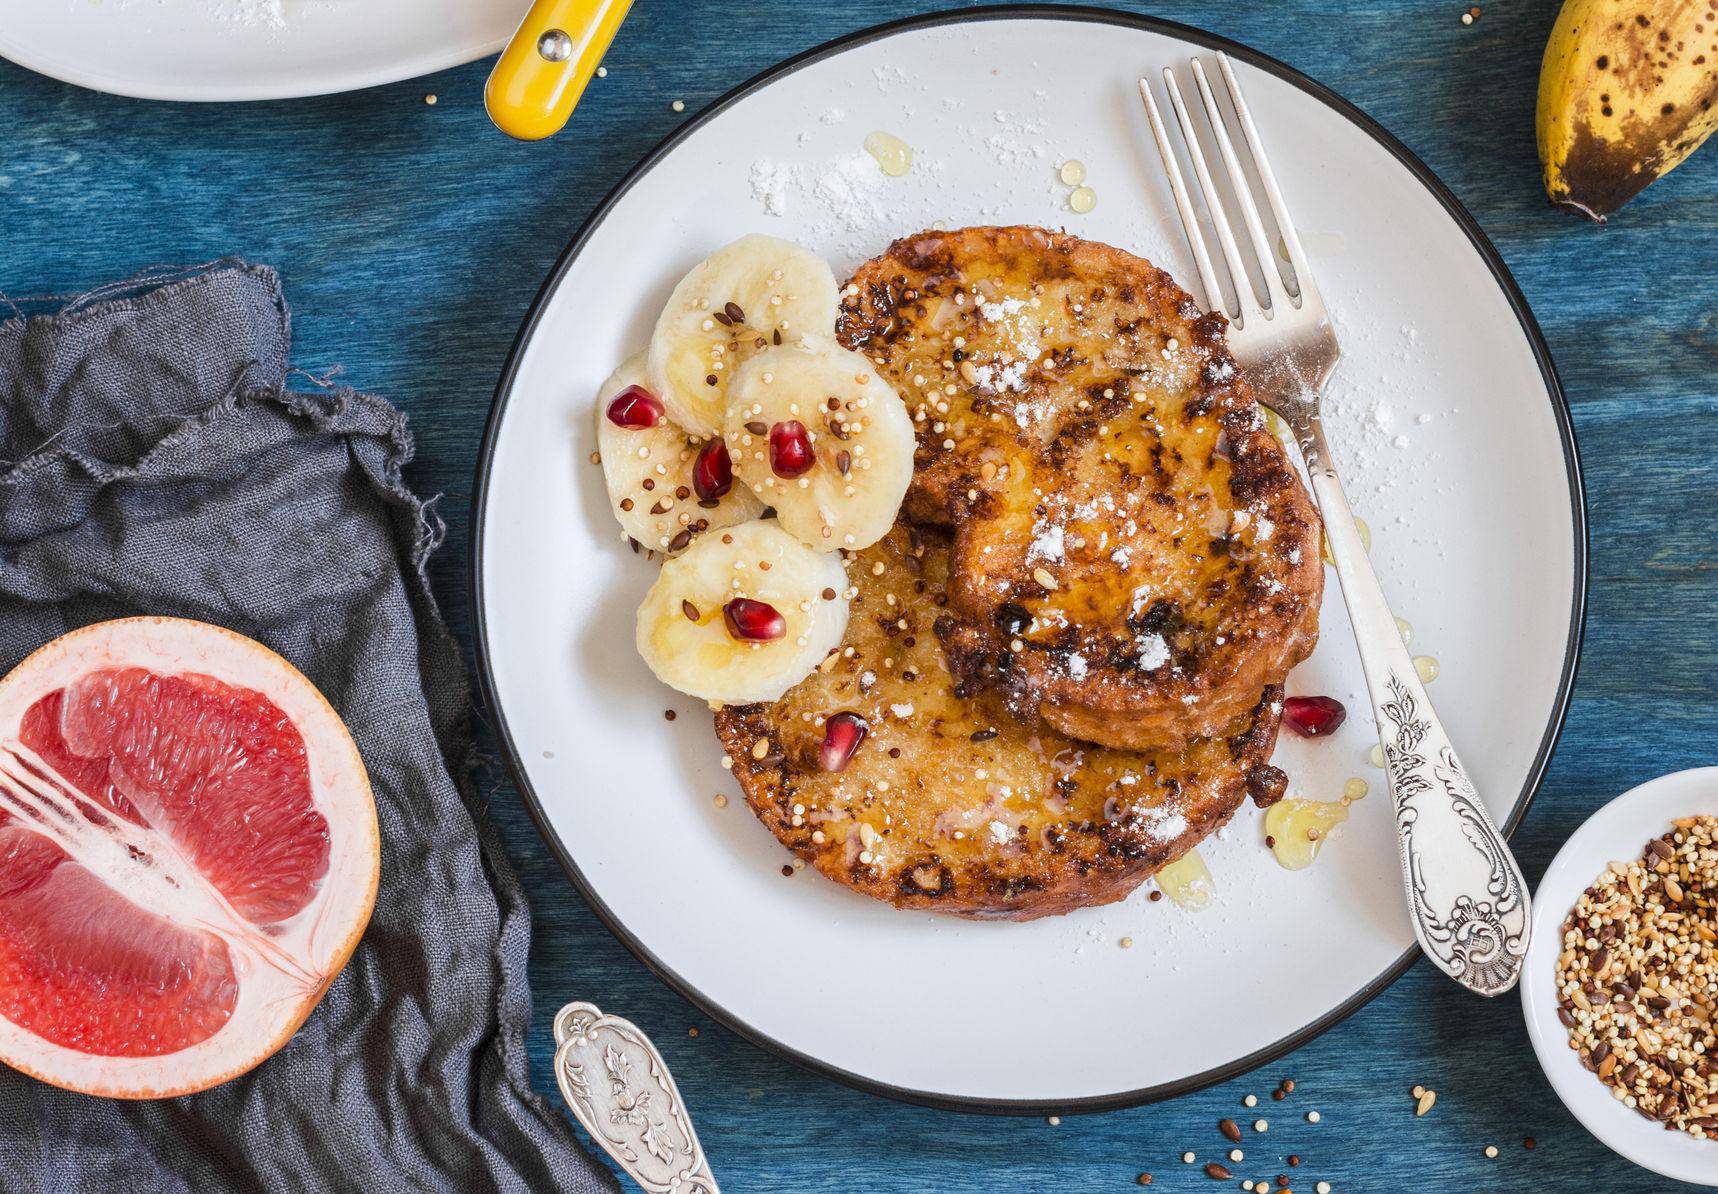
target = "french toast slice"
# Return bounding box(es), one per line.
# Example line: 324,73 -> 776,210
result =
836,227 -> 1323,751
714,525 -> 1286,920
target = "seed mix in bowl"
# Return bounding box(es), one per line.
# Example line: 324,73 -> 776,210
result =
1555,815 -> 1718,1138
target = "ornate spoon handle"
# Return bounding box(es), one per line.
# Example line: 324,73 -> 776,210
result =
1292,412 -> 1531,996
552,1002 -> 720,1193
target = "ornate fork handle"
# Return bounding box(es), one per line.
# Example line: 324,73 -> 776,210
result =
552,1002 -> 720,1193
1287,405 -> 1531,996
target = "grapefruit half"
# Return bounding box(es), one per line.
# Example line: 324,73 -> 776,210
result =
0,618 -> 379,1098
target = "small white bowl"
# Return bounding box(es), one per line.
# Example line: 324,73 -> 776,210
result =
1522,766 -> 1718,1187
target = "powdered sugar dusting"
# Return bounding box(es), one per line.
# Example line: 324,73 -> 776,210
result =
209,0 -> 287,29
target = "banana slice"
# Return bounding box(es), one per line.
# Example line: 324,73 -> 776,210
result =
647,234 -> 840,436
636,522 -> 849,703
596,355 -> 763,553
723,337 -> 914,552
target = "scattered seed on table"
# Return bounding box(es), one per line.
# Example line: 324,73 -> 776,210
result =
671,99 -> 685,112
687,1027 -> 699,1038
1135,1175 -> 1151,1187
1316,1183 -> 1332,1194
1306,1110 -> 1321,1123
1047,1116 -> 1060,1126
1411,1084 -> 1424,1099
1243,1094 -> 1258,1108
1182,1152 -> 1196,1164
1415,1090 -> 1436,1116
1253,1119 -> 1268,1132
1220,1118 -> 1242,1142
424,93 -> 437,105
1288,1155 -> 1301,1167
1484,1145 -> 1498,1158
1204,1163 -> 1232,1180
596,66 -> 607,78
1523,1137 -> 1536,1150
1228,1149 -> 1243,1163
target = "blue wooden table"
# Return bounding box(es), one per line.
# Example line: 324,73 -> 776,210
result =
5,1 -> 1717,1189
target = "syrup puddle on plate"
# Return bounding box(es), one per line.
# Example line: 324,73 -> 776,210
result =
1154,848 -> 1213,909
863,131 -> 912,177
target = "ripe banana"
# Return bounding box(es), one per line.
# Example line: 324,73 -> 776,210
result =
635,522 -> 849,703
595,355 -> 763,552
648,235 -> 840,435
724,337 -> 915,554
1538,0 -> 1718,220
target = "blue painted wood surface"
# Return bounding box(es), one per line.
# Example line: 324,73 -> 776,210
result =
4,1 -> 1717,1189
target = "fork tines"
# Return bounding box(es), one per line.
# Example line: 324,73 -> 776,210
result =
1138,53 -> 1324,332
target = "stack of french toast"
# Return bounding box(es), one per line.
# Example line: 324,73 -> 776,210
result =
711,226 -> 1325,919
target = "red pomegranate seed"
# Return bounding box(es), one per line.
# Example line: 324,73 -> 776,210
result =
1282,695 -> 1346,738
768,420 -> 815,477
692,440 -> 733,501
606,385 -> 664,429
820,711 -> 869,772
723,598 -> 785,642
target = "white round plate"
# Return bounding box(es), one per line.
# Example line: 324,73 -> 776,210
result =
0,0 -> 517,101
1522,769 -> 1718,1186
474,8 -> 1586,1111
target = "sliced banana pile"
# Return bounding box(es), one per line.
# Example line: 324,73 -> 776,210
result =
636,522 -> 850,704
593,234 -> 916,703
724,337 -> 914,553
596,356 -> 764,553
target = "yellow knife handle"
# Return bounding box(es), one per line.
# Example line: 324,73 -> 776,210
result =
485,0 -> 634,141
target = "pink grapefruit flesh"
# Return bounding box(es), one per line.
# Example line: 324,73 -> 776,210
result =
0,619 -> 378,1098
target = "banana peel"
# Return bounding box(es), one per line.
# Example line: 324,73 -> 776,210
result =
1538,0 -> 1718,221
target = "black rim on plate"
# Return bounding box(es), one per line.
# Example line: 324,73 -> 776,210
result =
470,3 -> 1590,1116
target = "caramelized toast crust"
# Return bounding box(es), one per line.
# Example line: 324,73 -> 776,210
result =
714,527 -> 1286,920
836,227 -> 1323,750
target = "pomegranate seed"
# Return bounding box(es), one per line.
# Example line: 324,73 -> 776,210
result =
692,439 -> 734,501
768,420 -> 815,477
1282,695 -> 1346,738
606,385 -> 663,429
723,598 -> 785,642
820,712 -> 869,772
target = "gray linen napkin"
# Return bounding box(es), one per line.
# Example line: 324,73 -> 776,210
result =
0,262 -> 617,1194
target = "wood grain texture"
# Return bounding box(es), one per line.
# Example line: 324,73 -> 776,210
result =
3,0 -> 1717,1189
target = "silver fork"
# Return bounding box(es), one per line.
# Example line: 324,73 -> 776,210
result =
1139,54 -> 1530,996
